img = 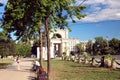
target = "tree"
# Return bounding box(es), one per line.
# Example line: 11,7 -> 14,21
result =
2,0 -> 86,79
76,43 -> 85,53
86,40 -> 93,55
2,0 -> 44,67
0,37 -> 16,57
93,37 -> 108,55
15,42 -> 31,56
109,38 -> 120,54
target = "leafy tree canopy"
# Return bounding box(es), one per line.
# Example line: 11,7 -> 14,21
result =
2,0 -> 86,41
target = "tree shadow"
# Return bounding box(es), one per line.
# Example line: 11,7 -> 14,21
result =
70,64 -> 92,68
22,59 -> 34,62
0,63 -> 11,69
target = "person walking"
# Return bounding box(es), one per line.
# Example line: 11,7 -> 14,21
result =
16,55 -> 21,70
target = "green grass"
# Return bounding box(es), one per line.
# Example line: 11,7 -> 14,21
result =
0,58 -> 13,69
43,59 -> 120,80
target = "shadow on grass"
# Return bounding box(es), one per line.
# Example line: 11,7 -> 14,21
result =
114,68 -> 120,71
70,64 -> 92,68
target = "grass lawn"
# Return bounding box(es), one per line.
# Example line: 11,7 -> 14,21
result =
0,58 -> 13,69
43,59 -> 120,80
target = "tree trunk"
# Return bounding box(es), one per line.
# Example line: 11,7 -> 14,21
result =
45,18 -> 50,80
100,56 -> 105,67
39,21 -> 43,68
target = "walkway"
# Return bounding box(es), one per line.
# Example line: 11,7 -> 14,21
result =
0,58 -> 36,80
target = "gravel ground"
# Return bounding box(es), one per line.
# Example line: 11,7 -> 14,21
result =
0,58 -> 36,80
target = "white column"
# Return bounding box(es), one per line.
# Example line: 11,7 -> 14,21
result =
50,43 -> 55,58
66,42 -> 70,56
37,47 -> 40,59
43,47 -> 47,60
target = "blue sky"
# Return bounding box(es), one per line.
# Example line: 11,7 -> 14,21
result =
0,0 -> 120,41
69,20 -> 120,41
68,0 -> 120,41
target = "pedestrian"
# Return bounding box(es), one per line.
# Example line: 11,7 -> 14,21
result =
35,60 -> 40,73
32,60 -> 40,72
16,55 -> 21,70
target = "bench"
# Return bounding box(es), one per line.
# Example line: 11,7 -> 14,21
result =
37,67 -> 48,80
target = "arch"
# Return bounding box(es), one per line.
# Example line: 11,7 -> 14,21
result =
55,33 -> 62,38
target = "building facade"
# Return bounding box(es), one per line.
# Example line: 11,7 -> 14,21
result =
50,29 -> 80,58
36,29 -> 80,59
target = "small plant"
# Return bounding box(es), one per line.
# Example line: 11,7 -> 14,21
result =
104,54 -> 112,67
74,54 -> 78,62
104,54 -> 116,68
62,52 -> 66,60
83,54 -> 90,64
111,57 -> 116,69
78,55 -> 83,63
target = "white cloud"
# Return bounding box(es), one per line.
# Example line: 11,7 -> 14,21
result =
0,0 -> 8,4
116,13 -> 120,17
75,0 -> 120,22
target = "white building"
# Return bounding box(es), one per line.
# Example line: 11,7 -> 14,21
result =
37,29 -> 80,59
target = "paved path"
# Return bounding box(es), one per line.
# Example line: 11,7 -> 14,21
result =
0,58 -> 36,80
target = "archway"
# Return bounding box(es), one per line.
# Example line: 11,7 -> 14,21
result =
54,43 -> 62,57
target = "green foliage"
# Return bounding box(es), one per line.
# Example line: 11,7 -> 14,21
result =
105,54 -> 113,60
109,48 -> 116,55
76,43 -> 85,52
86,40 -> 93,55
2,0 -> 86,41
15,42 -> 31,56
86,37 -> 120,55
0,31 -> 6,40
0,38 -> 15,56
109,38 -> 120,54
0,58 -> 13,69
0,31 -> 16,56
93,37 -> 108,55
3,0 -> 40,41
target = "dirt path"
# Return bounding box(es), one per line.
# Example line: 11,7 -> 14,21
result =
0,58 -> 36,80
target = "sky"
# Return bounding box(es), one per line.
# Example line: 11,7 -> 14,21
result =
0,0 -> 120,41
68,0 -> 120,41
